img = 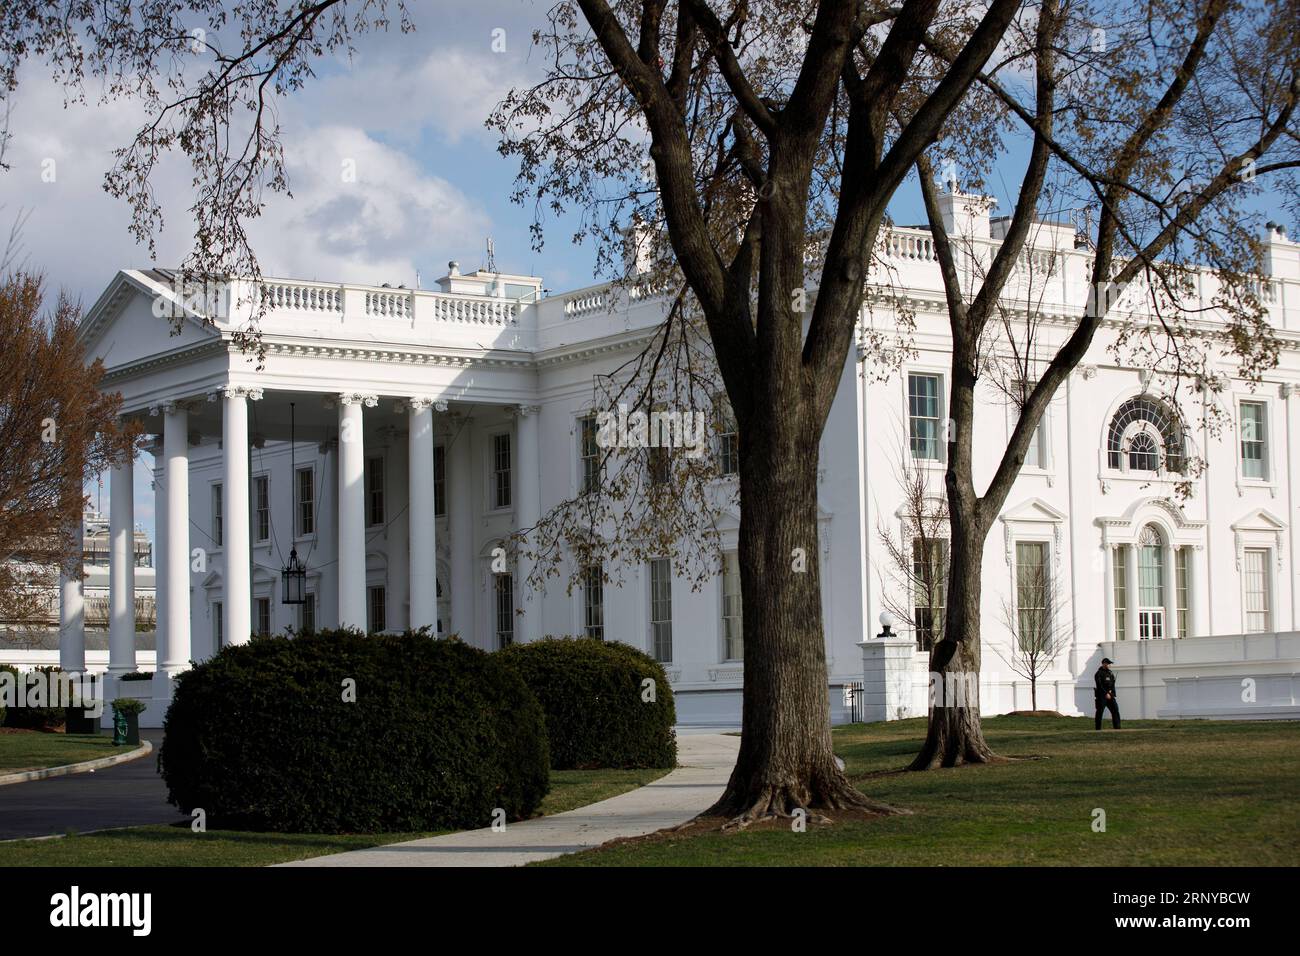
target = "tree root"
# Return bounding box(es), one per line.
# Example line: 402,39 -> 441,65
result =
708,778 -> 911,831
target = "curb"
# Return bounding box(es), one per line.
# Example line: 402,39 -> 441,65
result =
0,740 -> 153,787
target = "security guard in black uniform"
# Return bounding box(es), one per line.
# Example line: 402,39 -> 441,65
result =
1094,658 -> 1121,730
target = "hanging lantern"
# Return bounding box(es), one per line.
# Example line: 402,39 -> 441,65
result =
282,548 -> 306,604
281,401 -> 307,605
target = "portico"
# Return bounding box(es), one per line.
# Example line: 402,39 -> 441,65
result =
71,266 -> 551,717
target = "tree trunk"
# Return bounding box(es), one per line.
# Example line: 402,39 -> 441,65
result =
908,502 -> 998,770
707,410 -> 903,823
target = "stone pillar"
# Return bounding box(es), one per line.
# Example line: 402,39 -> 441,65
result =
58,515 -> 86,673
337,393 -> 375,629
513,405 -> 542,644
108,459 -> 137,676
408,398 -> 437,632
449,414 -> 476,642
152,464 -> 167,673
859,628 -> 920,722
1188,545 -> 1207,638
215,386 -> 260,646
158,401 -> 192,682
1163,542 -> 1179,639
1103,543 -> 1116,641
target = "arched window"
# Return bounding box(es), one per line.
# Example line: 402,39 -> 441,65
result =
1107,396 -> 1184,474
1137,524 -> 1166,638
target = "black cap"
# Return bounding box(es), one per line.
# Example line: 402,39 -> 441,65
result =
1101,657 -> 1113,664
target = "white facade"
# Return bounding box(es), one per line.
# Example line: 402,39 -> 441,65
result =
67,206 -> 1300,726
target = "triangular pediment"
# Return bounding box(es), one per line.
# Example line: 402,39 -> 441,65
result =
1231,508 -> 1286,533
78,270 -> 221,372
999,497 -> 1067,525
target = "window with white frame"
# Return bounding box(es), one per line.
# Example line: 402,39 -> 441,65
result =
1175,548 -> 1189,638
296,467 -> 314,536
368,585 -> 387,634
1240,401 -> 1268,480
1112,547 -> 1127,640
1106,396 -> 1185,474
716,397 -> 739,476
213,601 -> 223,650
1023,418 -> 1048,470
367,455 -> 385,526
1243,548 -> 1271,633
254,476 -> 270,542
579,415 -> 601,494
722,551 -> 743,660
582,563 -> 604,640
256,597 -> 271,637
1136,525 -> 1166,639
911,537 -> 948,651
908,373 -> 943,460
302,591 -> 315,633
212,483 -> 223,546
492,433 -> 512,509
494,572 -> 514,648
1014,541 -> 1050,650
649,558 -> 673,663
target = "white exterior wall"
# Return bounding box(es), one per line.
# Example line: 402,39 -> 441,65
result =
68,223 -> 1300,726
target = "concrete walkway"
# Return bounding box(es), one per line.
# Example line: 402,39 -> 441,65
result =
283,733 -> 740,867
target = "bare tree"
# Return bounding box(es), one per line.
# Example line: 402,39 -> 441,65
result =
994,544 -> 1069,713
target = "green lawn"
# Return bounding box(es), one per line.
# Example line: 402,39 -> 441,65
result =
0,766 -> 671,867
542,716 -> 1300,866
0,731 -> 119,773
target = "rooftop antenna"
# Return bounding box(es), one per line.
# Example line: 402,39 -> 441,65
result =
485,237 -> 497,273
415,268 -> 422,290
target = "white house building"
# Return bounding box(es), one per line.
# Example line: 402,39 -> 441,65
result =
60,191 -> 1300,727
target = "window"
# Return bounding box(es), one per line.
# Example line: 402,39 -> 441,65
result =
494,573 -> 514,648
368,585 -> 387,633
367,456 -> 385,526
254,476 -> 270,542
296,467 -> 314,536
716,398 -> 739,476
256,597 -> 271,637
434,445 -> 447,516
213,601 -> 223,650
911,537 -> 948,651
1024,422 -> 1047,470
1137,525 -> 1165,639
582,563 -> 604,640
1106,396 -> 1184,473
1128,431 -> 1160,472
908,373 -> 942,460
579,415 -> 601,494
1243,548 -> 1271,633
212,484 -> 223,547
1175,548 -> 1189,638
722,551 -> 743,660
649,558 -> 673,663
492,433 -> 512,509
1014,541 -> 1049,650
1240,401 -> 1268,480
302,591 -> 316,633
1112,547 -> 1127,640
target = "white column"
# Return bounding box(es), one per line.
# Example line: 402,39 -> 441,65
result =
108,459 -> 137,675
59,515 -> 86,672
514,405 -> 542,644
152,461 -> 167,673
337,393 -> 374,629
1125,542 -> 1140,640
449,414 -> 476,642
158,402 -> 192,678
1163,542 -> 1179,639
1102,543 -> 1116,642
317,439 -> 339,628
408,398 -> 437,632
1188,545 -> 1206,637
216,386 -> 259,646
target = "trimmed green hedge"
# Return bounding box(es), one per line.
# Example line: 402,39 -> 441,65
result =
159,629 -> 549,833
1,665 -> 65,730
498,637 -> 676,770
0,664 -> 14,726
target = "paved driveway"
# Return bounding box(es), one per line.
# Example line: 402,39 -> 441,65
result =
0,732 -> 186,841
